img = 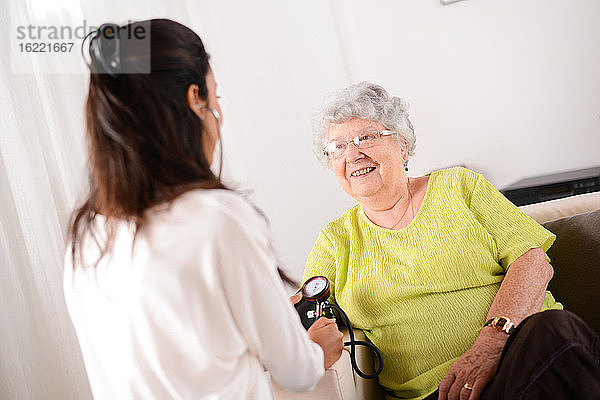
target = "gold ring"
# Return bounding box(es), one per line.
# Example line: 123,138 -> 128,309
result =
464,383 -> 473,390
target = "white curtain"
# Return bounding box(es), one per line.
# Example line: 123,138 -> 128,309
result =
0,0 -> 92,397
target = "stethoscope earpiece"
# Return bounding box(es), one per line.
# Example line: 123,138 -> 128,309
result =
195,104 -> 221,127
194,104 -> 222,175
209,108 -> 220,122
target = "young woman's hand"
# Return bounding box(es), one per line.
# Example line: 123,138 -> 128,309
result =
289,292 -> 302,305
307,317 -> 344,369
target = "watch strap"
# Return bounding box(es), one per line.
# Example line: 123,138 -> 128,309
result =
484,316 -> 516,335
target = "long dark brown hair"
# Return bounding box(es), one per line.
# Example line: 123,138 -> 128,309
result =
70,19 -> 295,286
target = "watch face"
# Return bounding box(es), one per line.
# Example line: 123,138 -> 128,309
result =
303,276 -> 328,298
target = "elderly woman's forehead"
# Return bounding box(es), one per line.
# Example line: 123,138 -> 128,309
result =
327,118 -> 384,138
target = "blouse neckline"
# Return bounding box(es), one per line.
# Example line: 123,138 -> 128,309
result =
358,171 -> 437,233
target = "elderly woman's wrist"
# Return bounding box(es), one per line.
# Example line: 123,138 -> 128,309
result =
476,327 -> 509,351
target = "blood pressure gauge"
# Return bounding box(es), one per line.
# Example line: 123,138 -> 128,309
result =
295,275 -> 384,379
301,276 -> 330,302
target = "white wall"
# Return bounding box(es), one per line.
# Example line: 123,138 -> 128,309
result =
199,0 -> 600,281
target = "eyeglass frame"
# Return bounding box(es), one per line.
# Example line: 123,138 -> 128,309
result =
322,129 -> 397,159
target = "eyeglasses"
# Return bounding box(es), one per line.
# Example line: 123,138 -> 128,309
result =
323,130 -> 396,159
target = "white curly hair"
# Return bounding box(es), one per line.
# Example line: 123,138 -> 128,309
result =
313,81 -> 416,167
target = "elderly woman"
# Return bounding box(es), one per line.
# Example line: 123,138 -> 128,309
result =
303,82 -> 600,400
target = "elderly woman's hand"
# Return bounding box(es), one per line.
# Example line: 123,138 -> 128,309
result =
438,329 -> 508,400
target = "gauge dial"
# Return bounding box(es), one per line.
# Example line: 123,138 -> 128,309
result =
302,276 -> 330,300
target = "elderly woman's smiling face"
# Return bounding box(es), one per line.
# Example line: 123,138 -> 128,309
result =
328,118 -> 407,207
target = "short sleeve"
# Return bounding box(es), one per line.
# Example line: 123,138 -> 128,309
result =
303,230 -> 338,301
468,173 -> 556,270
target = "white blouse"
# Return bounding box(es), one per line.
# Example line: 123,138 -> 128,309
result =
64,189 -> 324,399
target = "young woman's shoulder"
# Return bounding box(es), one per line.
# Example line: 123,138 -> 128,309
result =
162,188 -> 267,235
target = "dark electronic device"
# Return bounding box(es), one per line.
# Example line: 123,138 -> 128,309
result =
294,276 -> 383,379
502,166 -> 600,206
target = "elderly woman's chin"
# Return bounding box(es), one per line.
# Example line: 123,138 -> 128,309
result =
340,173 -> 385,201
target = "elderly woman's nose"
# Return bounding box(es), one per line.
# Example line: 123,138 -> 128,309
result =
345,142 -> 363,162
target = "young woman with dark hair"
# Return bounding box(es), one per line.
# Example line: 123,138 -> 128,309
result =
64,19 -> 343,399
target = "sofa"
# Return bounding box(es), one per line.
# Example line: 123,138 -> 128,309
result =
271,191 -> 600,400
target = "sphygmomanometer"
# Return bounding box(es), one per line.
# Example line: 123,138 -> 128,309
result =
294,276 -> 383,379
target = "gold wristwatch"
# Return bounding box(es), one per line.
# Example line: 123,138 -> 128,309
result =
483,316 -> 516,335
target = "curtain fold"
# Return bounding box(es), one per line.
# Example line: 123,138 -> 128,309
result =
0,1 -> 91,399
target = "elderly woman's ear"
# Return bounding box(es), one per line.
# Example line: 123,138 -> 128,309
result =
399,137 -> 409,164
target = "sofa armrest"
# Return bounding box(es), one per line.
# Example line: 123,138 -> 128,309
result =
271,328 -> 385,400
271,346 -> 358,400
342,328 -> 386,400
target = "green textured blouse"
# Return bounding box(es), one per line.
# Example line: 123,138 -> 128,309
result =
303,167 -> 561,400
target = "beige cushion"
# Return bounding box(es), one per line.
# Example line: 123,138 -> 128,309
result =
519,192 -> 600,223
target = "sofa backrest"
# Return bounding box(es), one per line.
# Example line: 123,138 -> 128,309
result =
519,192 -> 600,334
541,209 -> 600,334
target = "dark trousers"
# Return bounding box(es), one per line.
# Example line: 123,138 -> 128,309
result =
424,310 -> 600,400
